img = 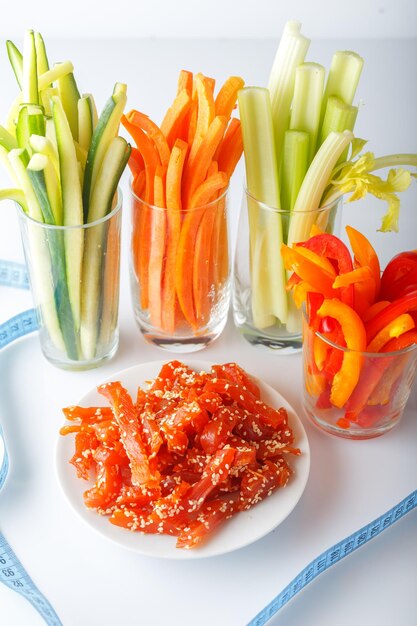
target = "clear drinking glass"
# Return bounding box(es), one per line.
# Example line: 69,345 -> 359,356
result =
16,192 -> 122,370
302,311 -> 417,439
129,184 -> 230,351
233,187 -> 342,354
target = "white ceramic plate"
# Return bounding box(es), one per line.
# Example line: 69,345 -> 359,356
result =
55,360 -> 310,559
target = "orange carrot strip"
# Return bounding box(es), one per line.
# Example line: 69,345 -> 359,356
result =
211,194 -> 228,292
215,76 -> 244,119
176,172 -> 228,329
183,115 -> 227,208
148,166 -> 167,329
177,69 -> 193,96
160,89 -> 192,149
127,110 -> 170,168
188,74 -> 215,166
128,147 -> 144,177
161,139 -> 188,333
217,119 -> 243,178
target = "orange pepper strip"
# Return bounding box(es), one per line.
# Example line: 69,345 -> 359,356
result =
332,265 -> 374,289
188,74 -> 215,166
161,139 -> 188,334
148,166 -> 167,329
215,76 -> 245,118
217,118 -> 244,178
346,225 -> 381,298
281,244 -> 337,297
366,313 -> 415,352
317,299 -> 367,408
294,245 -> 337,276
183,115 -> 227,208
362,300 -> 391,322
309,223 -> 325,237
176,171 -> 228,328
160,89 -> 192,149
126,110 -> 170,168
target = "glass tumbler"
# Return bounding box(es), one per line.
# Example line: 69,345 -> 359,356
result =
302,311 -> 417,439
16,193 -> 122,370
129,184 -> 230,351
233,187 -> 342,353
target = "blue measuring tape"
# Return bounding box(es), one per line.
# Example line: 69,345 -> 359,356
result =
0,259 -> 416,626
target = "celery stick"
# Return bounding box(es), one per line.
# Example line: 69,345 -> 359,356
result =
268,20 -> 310,166
281,130 -> 309,215
238,87 -> 288,328
22,30 -> 38,105
290,62 -> 325,164
6,40 -> 23,89
318,96 -> 358,147
38,61 -> 74,90
34,32 -> 49,76
287,130 -> 354,247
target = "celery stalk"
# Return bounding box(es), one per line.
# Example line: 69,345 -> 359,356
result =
281,130 -> 309,214
238,87 -> 288,328
290,62 -> 325,164
318,96 -> 358,148
268,20 -> 310,167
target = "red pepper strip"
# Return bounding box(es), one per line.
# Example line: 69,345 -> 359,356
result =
281,244 -> 337,297
292,281 -> 319,309
362,300 -> 391,323
176,494 -> 239,549
211,363 -> 261,399
345,225 -> 381,298
382,329 -> 417,352
307,292 -> 325,331
203,379 -> 287,429
344,356 -> 392,422
200,406 -> 239,454
366,313 -> 415,352
180,447 -> 236,516
316,299 -> 367,407
298,234 -> 354,306
365,291 -> 417,343
316,385 -> 332,409
380,251 -> 417,300
98,381 -> 160,488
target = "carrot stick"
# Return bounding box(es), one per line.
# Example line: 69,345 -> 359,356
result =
132,169 -> 146,281
160,89 -> 192,148
126,110 -> 171,168
161,139 -> 188,333
128,147 -> 145,177
183,115 -> 228,208
215,76 -> 245,119
217,118 -> 243,178
148,166 -> 167,329
177,69 -> 193,96
211,193 -> 229,293
188,74 -> 215,166
176,171 -> 228,329
121,115 -> 160,203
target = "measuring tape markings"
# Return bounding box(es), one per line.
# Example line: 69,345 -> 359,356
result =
0,259 -> 415,626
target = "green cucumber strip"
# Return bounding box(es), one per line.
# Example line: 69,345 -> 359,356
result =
0,188 -> 28,211
0,125 -> 18,151
83,93 -> 98,128
28,151 -> 62,224
34,32 -> 49,76
238,87 -> 288,328
27,155 -> 55,223
6,93 -> 22,135
0,146 -> 20,185
30,134 -> 60,179
52,96 -> 84,329
74,141 -> 87,170
40,87 -> 59,116
77,96 -> 94,151
6,40 -> 23,89
16,105 -> 45,153
80,138 -> 129,359
8,148 -> 43,221
281,130 -> 309,215
82,88 -> 127,221
38,61 -> 74,90
290,62 -> 325,165
22,30 -> 38,104
57,70 -> 81,140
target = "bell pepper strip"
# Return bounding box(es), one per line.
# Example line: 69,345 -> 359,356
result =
382,329 -> 417,352
281,244 -> 337,297
148,165 -> 167,329
363,300 -> 390,322
380,250 -> 417,301
344,356 -> 392,422
366,313 -> 415,352
332,266 -> 373,289
298,233 -> 354,306
365,291 -> 417,343
306,292 -> 324,329
294,245 -> 337,276
345,225 -> 381,298
98,381 -> 160,488
316,299 -> 367,407
160,88 -> 192,149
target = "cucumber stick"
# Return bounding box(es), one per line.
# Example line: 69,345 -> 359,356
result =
77,97 -> 94,151
82,86 -> 127,221
30,134 -> 60,180
0,125 -> 18,151
16,105 -> 45,154
22,30 -> 38,105
0,187 -> 27,211
6,40 -> 23,89
80,136 -> 130,360
52,95 -> 84,330
38,61 -> 74,91
27,156 -> 78,359
34,32 -> 49,76
28,152 -> 62,224
57,70 -> 81,140
8,148 -> 42,220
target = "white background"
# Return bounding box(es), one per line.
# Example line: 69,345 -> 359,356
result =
0,4 -> 416,626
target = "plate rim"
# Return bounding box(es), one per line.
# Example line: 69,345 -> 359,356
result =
55,359 -> 310,560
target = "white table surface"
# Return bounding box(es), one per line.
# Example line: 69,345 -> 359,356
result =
0,37 -> 416,626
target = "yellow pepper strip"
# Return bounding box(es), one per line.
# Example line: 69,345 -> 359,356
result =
317,299 -> 367,408
366,313 -> 415,353
332,265 -> 373,289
